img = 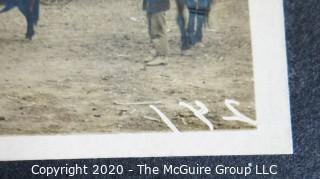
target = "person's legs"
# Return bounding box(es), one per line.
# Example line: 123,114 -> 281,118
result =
146,12 -> 168,66
147,12 -> 168,56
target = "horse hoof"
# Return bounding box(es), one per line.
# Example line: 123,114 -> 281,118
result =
25,34 -> 33,40
181,41 -> 192,50
181,44 -> 191,51
26,31 -> 35,40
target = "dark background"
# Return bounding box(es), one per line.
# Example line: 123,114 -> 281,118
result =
0,0 -> 319,178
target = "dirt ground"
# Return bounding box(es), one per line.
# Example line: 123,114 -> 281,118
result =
0,0 -> 255,135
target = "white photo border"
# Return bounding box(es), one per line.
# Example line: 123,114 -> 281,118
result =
0,0 -> 293,161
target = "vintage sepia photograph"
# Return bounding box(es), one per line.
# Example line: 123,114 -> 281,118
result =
0,0 -> 293,160
0,0 -> 255,135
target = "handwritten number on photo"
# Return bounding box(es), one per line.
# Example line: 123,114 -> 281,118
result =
179,101 -> 214,131
150,105 -> 180,133
223,99 -> 257,126
150,100 -> 256,132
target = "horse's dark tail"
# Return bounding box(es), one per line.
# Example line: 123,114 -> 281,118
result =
0,0 -> 17,13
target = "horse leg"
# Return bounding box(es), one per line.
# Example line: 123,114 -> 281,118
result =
176,0 -> 189,50
25,0 -> 35,40
194,0 -> 209,43
186,0 -> 197,46
195,15 -> 204,43
194,0 -> 210,43
25,15 -> 34,40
